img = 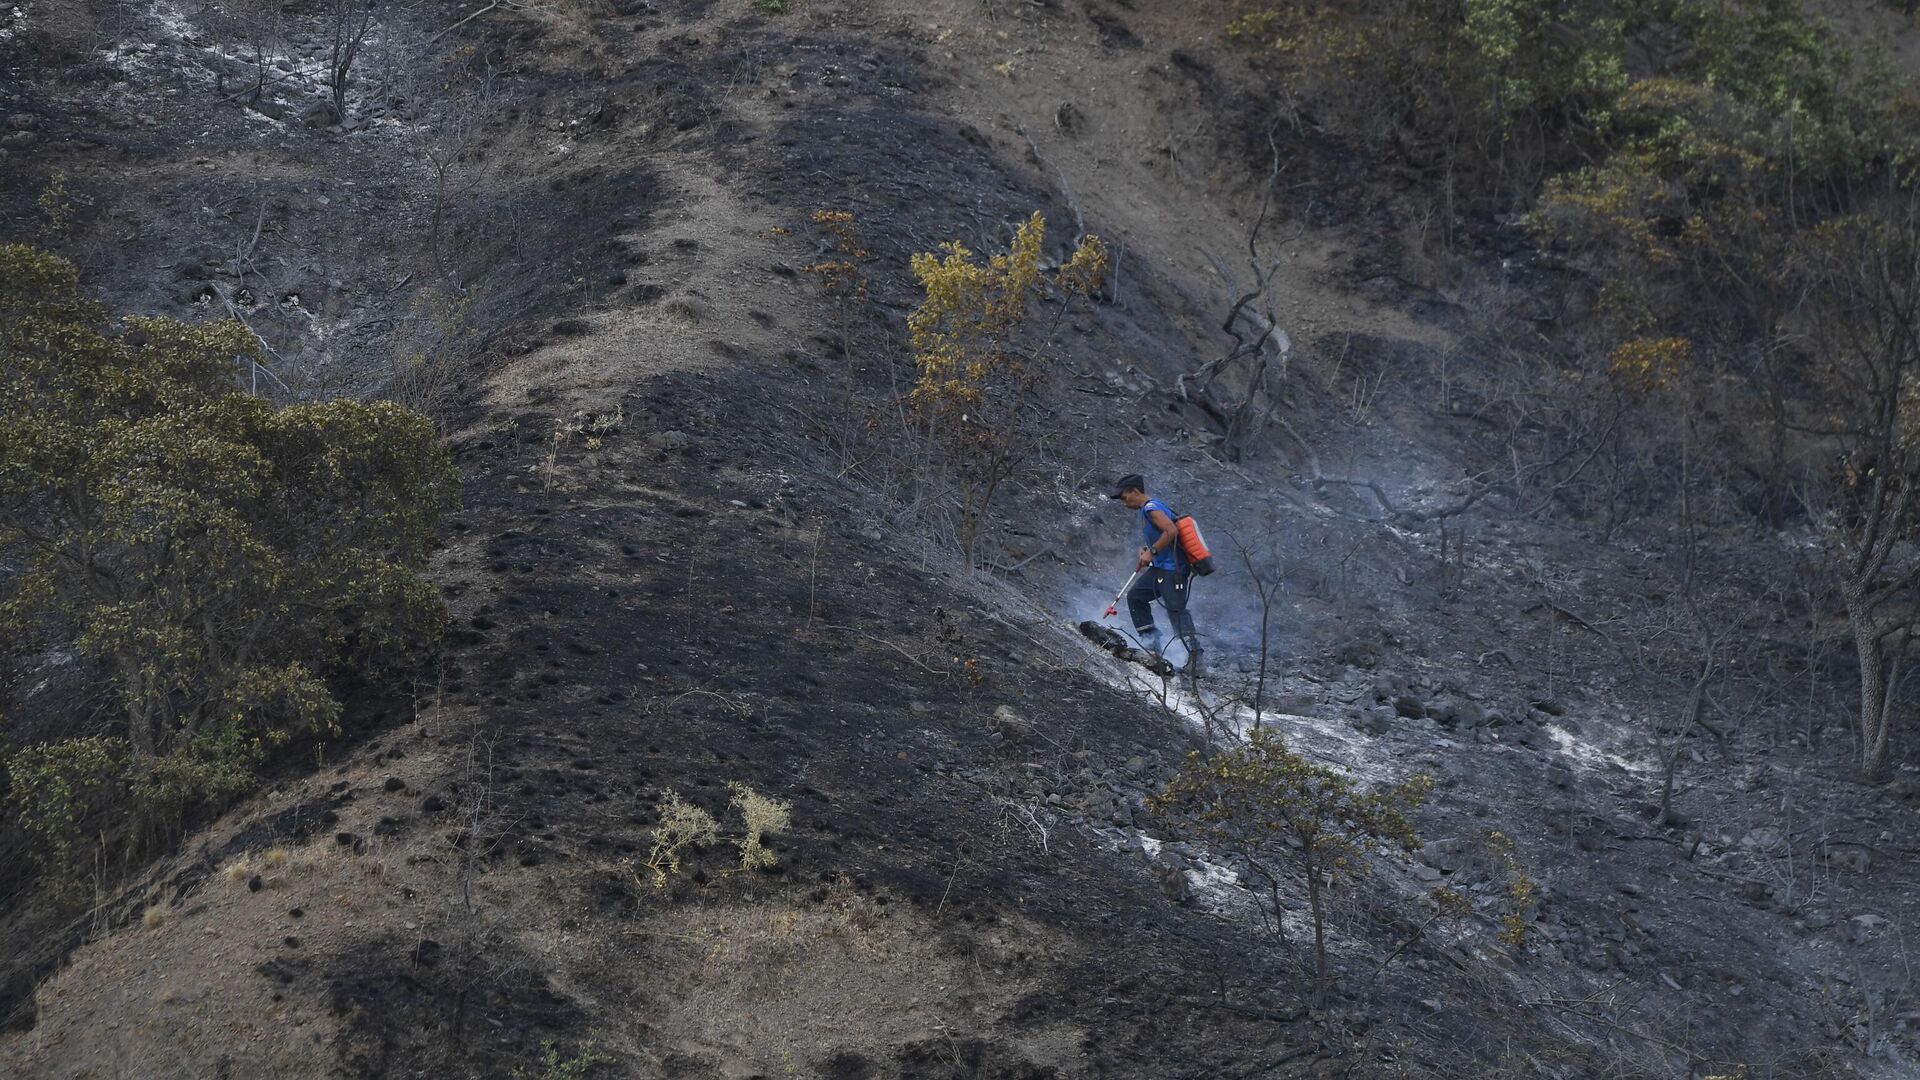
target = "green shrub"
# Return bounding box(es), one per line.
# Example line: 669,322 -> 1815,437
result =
7,736 -> 127,884
1153,729 -> 1431,1005
514,1039 -> 614,1079
0,244 -> 458,862
906,213 -> 1107,563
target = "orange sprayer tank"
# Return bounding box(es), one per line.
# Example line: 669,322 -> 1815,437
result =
1175,515 -> 1216,575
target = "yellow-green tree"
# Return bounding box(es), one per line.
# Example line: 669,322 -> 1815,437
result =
907,213 -> 1106,564
0,245 -> 458,861
1154,729 -> 1431,1005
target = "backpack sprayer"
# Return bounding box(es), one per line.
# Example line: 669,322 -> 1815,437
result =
1099,509 -> 1216,621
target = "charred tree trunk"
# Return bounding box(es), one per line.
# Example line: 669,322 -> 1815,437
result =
1843,589 -> 1904,781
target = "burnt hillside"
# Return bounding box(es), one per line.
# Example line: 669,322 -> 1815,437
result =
4,1 -> 1919,1077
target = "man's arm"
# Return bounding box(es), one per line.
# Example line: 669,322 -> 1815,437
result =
1138,508 -> 1178,569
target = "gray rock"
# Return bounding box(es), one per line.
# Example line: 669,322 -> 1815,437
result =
1393,695 -> 1425,720
1830,848 -> 1870,874
1802,909 -> 1835,930
1739,827 -> 1784,853
1355,707 -> 1393,736
1157,863 -> 1192,904
1547,755 -> 1575,790
1850,914 -> 1889,945
0,130 -> 33,150
654,429 -> 694,451
989,705 -> 1032,744
1417,837 -> 1465,872
1271,692 -> 1316,714
4,114 -> 33,130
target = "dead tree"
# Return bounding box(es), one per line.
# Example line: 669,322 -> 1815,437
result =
1800,185 -> 1920,781
1183,131 -> 1296,462
1655,428 -> 1734,826
210,0 -> 287,109
328,0 -> 376,125
1230,529 -> 1287,732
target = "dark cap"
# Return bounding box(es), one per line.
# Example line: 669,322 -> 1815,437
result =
1107,473 -> 1146,499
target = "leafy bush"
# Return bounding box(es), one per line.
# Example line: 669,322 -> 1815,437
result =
641,791 -> 719,887
1484,830 -> 1539,946
7,736 -> 126,884
635,783 -> 791,888
1153,730 -> 1431,1004
906,213 -> 1107,562
515,1039 -> 614,1079
0,244 -> 458,871
1227,0 -> 1628,194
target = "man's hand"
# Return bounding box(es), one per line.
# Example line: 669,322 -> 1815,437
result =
1136,546 -> 1152,571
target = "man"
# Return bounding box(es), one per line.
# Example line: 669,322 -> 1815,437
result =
1109,474 -> 1203,675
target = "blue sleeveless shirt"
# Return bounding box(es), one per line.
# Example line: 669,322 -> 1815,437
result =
1140,498 -> 1179,571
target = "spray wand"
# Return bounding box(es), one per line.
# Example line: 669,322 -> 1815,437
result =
1101,570 -> 1141,621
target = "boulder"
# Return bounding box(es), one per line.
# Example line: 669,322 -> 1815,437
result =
1354,707 -> 1393,736
989,705 -> 1032,744
1416,837 -> 1465,873
1850,913 -> 1890,945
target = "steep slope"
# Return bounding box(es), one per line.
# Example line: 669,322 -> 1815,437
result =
4,1 -> 1919,1078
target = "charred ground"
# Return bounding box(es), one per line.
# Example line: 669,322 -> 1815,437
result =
4,0 -> 1919,1077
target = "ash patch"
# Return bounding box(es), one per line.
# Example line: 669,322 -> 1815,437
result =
323,936 -> 585,1077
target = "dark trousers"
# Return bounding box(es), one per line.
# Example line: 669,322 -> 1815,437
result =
1127,567 -> 1199,653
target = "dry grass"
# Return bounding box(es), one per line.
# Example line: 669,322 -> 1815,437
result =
621,883 -> 1057,1076
142,905 -> 165,929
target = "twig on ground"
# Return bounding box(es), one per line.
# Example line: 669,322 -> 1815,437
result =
821,624 -> 948,674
